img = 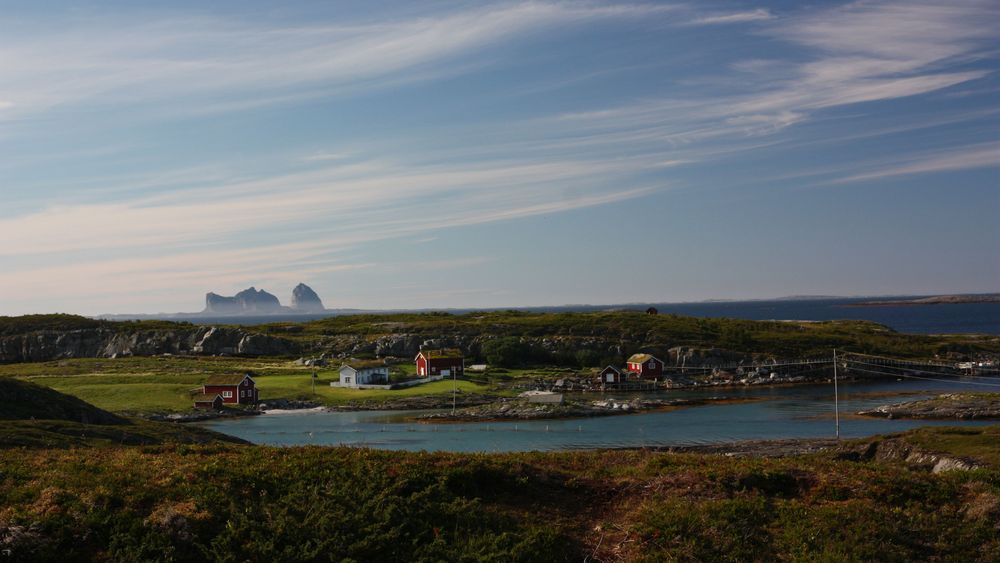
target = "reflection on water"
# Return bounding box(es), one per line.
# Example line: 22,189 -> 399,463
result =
201,379 -> 996,452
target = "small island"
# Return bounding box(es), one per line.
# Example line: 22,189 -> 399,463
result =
416,394 -> 747,422
857,393 -> 1000,420
845,294 -> 1000,307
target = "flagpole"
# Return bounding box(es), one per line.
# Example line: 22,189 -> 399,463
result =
833,349 -> 840,439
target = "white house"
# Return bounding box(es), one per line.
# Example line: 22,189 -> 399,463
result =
335,361 -> 390,388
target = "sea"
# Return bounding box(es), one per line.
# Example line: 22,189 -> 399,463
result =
153,297 -> 1000,335
201,379 -> 998,451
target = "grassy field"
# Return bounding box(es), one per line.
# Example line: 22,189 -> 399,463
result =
900,425 -> 1000,467
0,356 -> 491,412
1,428 -> 998,561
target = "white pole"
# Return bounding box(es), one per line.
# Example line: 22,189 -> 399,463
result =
833,349 -> 840,439
452,369 -> 457,414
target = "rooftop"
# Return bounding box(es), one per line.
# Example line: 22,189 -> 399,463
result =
204,373 -> 251,386
193,393 -> 221,402
627,353 -> 659,364
341,360 -> 389,370
419,348 -> 464,359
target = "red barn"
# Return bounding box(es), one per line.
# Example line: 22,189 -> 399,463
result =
202,373 -> 259,405
415,349 -> 464,378
626,353 -> 664,379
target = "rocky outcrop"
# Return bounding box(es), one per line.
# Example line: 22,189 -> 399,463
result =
0,326 -> 299,364
204,287 -> 284,315
667,346 -> 746,366
291,283 -> 325,312
858,393 -> 1000,420
853,438 -> 982,473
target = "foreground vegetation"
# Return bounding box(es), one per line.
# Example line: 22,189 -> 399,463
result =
2,376 -> 998,561
1,426 -> 998,561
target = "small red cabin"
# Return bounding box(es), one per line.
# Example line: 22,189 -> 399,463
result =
193,393 -> 224,410
626,354 -> 664,379
415,349 -> 464,378
202,373 -> 259,405
598,365 -> 625,384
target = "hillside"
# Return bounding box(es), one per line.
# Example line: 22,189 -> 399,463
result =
0,426 -> 997,561
0,315 -> 298,363
0,377 -> 244,448
2,312 -> 998,367
0,377 -> 126,424
261,310 -> 999,362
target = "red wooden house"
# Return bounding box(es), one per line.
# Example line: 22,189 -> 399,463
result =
415,349 -> 464,378
598,365 -> 625,384
202,373 -> 259,405
626,353 -> 664,379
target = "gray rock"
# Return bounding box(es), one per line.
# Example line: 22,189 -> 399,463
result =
204,287 -> 284,314
291,283 -> 325,312
0,325 -> 299,364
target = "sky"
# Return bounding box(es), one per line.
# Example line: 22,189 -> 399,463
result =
1,0 -> 998,315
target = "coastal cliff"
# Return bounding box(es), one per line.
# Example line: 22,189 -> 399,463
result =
0,324 -> 299,364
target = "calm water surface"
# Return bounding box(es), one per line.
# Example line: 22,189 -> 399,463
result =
202,379 -> 997,452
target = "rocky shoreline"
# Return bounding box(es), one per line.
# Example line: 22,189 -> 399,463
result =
415,396 -> 745,422
327,393 -> 498,412
858,393 -> 1000,420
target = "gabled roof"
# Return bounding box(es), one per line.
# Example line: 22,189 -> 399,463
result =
627,353 -> 661,364
193,393 -> 222,403
600,365 -> 621,374
204,373 -> 252,386
417,348 -> 464,360
341,360 -> 388,371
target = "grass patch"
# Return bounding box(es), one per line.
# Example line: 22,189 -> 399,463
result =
900,425 -> 1000,467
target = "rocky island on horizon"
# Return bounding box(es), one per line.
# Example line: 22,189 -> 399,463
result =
202,283 -> 327,316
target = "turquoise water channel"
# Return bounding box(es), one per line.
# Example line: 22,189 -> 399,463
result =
201,379 -> 997,452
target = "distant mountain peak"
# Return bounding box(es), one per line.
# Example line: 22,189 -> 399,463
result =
291,283 -> 325,312
204,286 -> 283,315
202,284 -> 326,315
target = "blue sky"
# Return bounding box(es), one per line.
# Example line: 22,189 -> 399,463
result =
1,0 -> 998,315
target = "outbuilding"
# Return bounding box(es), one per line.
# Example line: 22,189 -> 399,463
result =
598,365 -> 625,384
415,349 -> 464,378
193,393 -> 224,410
626,353 -> 664,379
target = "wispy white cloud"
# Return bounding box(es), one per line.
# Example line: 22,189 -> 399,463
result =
0,2 -> 677,120
689,9 -> 774,25
536,0 -> 995,167
1,1 -> 997,314
832,142 -> 1000,184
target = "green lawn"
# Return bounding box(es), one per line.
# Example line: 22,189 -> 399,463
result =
256,375 -> 488,404
4,357 -> 491,412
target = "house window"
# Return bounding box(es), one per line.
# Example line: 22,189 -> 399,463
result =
648,360 -> 655,368
223,391 -> 232,398
345,377 -> 351,384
